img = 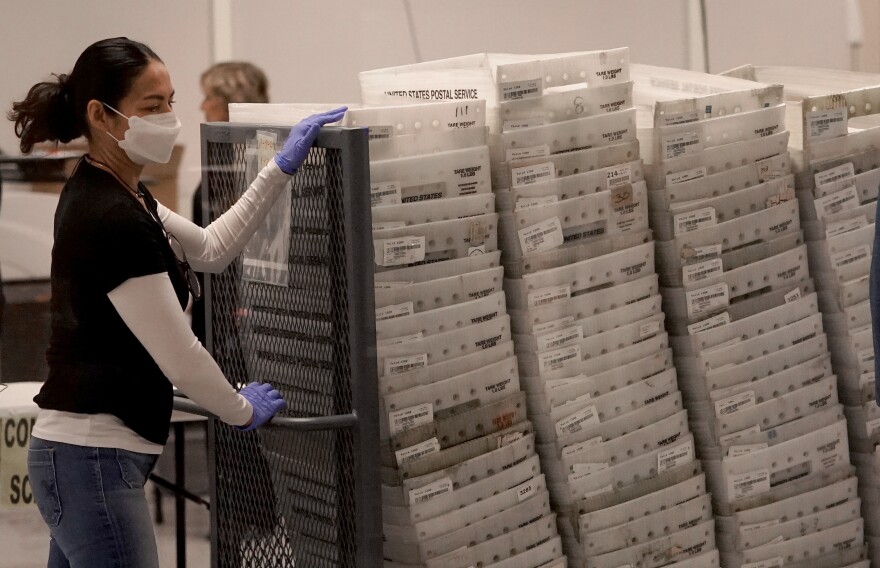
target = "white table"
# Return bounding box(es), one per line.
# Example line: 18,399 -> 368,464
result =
0,381 -> 41,507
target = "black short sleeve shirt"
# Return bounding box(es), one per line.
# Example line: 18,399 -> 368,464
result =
35,159 -> 189,444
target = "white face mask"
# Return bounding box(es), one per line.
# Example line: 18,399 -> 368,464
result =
103,103 -> 181,165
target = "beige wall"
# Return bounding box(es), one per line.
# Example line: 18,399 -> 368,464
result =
3,0 -> 879,218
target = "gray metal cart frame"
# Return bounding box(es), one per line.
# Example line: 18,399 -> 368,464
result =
192,123 -> 379,568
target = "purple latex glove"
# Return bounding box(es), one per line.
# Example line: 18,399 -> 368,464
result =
237,382 -> 287,431
274,107 -> 348,174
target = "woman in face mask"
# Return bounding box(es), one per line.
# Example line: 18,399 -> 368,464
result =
8,37 -> 345,568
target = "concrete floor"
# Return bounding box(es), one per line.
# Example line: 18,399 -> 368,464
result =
0,481 -> 210,568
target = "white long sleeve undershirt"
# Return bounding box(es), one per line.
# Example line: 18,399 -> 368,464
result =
157,158 -> 290,272
33,159 -> 292,451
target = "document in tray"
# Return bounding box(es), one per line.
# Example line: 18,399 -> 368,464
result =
379,340 -> 515,397
499,108 -> 636,157
719,419 -> 849,506
655,154 -> 791,209
372,213 -> 498,269
496,159 -> 644,212
586,519 -> 715,568
367,127 -> 489,161
652,130 -> 790,186
493,141 -> 640,189
500,181 -> 648,259
514,293 -> 662,353
504,241 -> 654,310
381,357 -> 519,438
374,250 -> 500,285
372,194 -> 495,227
652,176 -> 796,242
374,266 -> 503,312
370,146 -> 491,202
651,84 -> 784,128
376,291 -> 505,341
495,47 -> 630,92
652,103 -> 786,163
410,473 -> 547,545
509,273 -> 658,334
377,315 -> 510,379
499,81 -> 633,127
344,99 -> 487,135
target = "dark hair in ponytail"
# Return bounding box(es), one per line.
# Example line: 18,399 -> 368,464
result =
8,37 -> 161,154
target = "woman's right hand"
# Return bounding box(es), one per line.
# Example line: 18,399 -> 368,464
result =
274,107 -> 348,174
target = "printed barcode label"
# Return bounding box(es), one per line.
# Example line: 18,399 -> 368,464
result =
826,215 -> 868,238
606,164 -> 633,188
384,353 -> 428,377
687,311 -> 731,334
533,316 -> 575,335
860,372 -> 875,390
831,245 -> 870,269
730,469 -> 770,500
506,144 -> 550,162
639,320 -> 661,338
742,557 -> 783,568
515,195 -> 558,211
374,280 -> 412,289
539,345 -> 581,376
537,325 -> 584,352
408,476 -> 452,506
686,283 -> 729,318
376,331 -> 423,347
528,285 -> 571,308
683,258 -> 723,286
719,424 -> 761,445
394,437 -> 440,466
502,119 -> 547,131
372,221 -> 406,231
515,478 -> 537,502
519,217 -> 565,254
380,236 -> 425,266
661,110 -> 700,126
561,436 -> 603,459
388,401 -> 433,435
740,519 -> 779,535
657,440 -> 693,473
674,206 -> 716,236
570,462 -> 609,479
814,185 -> 860,219
499,78 -> 543,101
807,107 -> 848,140
368,125 -> 394,140
663,131 -> 703,160
865,417 -> 880,438
511,162 -> 555,187
375,301 -> 414,321
815,162 -> 855,187
784,287 -> 801,304
681,243 -> 723,266
728,443 -> 768,458
370,181 -> 402,207
666,165 -> 707,186
555,405 -> 599,437
715,391 -> 756,417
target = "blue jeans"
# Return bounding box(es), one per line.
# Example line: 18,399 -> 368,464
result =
27,437 -> 160,568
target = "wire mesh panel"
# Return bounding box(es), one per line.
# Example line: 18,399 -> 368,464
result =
200,124 -> 378,568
